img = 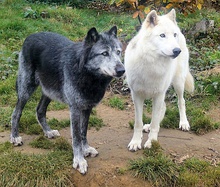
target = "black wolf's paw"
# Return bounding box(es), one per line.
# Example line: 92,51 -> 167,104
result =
83,146 -> 99,157
10,136 -> 23,146
45,130 -> 60,138
73,157 -> 88,175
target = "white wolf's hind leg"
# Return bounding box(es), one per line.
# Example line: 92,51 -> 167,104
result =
173,76 -> 190,131
143,124 -> 150,132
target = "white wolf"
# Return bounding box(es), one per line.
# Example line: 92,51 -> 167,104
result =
124,9 -> 194,151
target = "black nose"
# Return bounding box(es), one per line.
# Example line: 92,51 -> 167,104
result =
173,48 -> 181,58
115,64 -> 125,77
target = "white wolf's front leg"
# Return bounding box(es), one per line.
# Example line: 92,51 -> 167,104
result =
144,95 -> 166,148
128,128 -> 143,151
128,92 -> 144,151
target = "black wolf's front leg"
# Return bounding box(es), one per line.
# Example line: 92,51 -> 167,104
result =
70,106 -> 88,174
81,109 -> 98,157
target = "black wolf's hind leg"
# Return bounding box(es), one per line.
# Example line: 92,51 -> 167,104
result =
11,97 -> 32,146
36,94 -> 60,138
11,80 -> 37,145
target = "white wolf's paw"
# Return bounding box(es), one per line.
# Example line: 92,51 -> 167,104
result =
83,146 -> 99,158
10,136 -> 23,146
73,157 -> 88,175
179,121 -> 190,131
128,137 -> 142,151
144,131 -> 158,148
144,139 -> 152,148
128,130 -> 143,151
143,124 -> 151,133
45,130 -> 60,138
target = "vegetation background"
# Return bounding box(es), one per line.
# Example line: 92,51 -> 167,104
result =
0,0 -> 219,186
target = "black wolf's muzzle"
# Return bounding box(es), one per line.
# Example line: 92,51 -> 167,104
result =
115,64 -> 125,77
172,48 -> 181,58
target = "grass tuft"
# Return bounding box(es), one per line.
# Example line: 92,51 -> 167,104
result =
108,96 -> 125,110
89,115 -> 105,130
30,136 -> 72,151
130,141 -> 220,187
160,102 -> 220,135
128,113 -> 151,129
29,135 -> 54,149
0,141 -> 73,187
130,142 -> 178,186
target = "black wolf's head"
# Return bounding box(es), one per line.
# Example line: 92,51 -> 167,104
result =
80,26 -> 125,78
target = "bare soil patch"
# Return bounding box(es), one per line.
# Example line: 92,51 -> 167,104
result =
0,93 -> 220,187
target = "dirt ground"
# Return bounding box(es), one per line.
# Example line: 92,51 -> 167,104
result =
0,92 -> 220,187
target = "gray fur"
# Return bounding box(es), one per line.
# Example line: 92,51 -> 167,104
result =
10,26 -> 125,174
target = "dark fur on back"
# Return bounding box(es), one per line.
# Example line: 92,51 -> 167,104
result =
11,27 -> 124,174
22,31 -> 112,105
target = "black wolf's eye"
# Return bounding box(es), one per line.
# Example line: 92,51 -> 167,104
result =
174,33 -> 177,37
102,52 -> 109,56
160,34 -> 166,38
117,50 -> 121,55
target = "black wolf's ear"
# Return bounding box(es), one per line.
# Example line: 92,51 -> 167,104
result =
85,27 -> 100,44
108,26 -> 117,37
166,9 -> 177,25
145,10 -> 158,28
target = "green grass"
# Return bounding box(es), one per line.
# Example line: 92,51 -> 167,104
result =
89,115 -> 105,130
0,142 -> 74,187
17,113 -> 104,135
30,136 -> 72,151
129,113 -> 151,129
161,100 -> 219,134
129,141 -> 220,187
0,0 -> 220,186
0,0 -> 137,131
108,96 -> 125,110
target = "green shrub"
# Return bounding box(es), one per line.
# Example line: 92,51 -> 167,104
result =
108,96 -> 125,110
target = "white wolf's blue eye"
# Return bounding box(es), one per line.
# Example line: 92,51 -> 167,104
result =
117,50 -> 121,55
160,34 -> 166,38
174,33 -> 177,37
102,52 -> 109,56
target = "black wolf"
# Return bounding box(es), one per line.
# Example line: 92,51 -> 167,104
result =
10,26 -> 125,174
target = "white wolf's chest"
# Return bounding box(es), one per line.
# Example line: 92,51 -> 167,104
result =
125,53 -> 176,98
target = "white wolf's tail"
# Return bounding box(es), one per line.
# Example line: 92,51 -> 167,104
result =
185,71 -> 194,93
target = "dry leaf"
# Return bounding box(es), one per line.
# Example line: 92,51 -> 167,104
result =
132,11 -> 139,19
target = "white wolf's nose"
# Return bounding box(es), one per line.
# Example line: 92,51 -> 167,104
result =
172,48 -> 181,58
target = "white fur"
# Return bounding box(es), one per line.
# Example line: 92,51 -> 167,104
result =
73,156 -> 88,175
10,135 -> 23,146
125,9 -> 194,151
83,145 -> 99,157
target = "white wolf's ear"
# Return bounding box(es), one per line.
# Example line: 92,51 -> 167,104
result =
108,26 -> 117,37
166,9 -> 177,25
85,27 -> 100,44
145,10 -> 158,28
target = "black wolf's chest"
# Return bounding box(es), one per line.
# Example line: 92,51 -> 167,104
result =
78,75 -> 112,104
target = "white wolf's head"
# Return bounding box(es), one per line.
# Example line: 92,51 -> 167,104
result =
142,9 -> 182,59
